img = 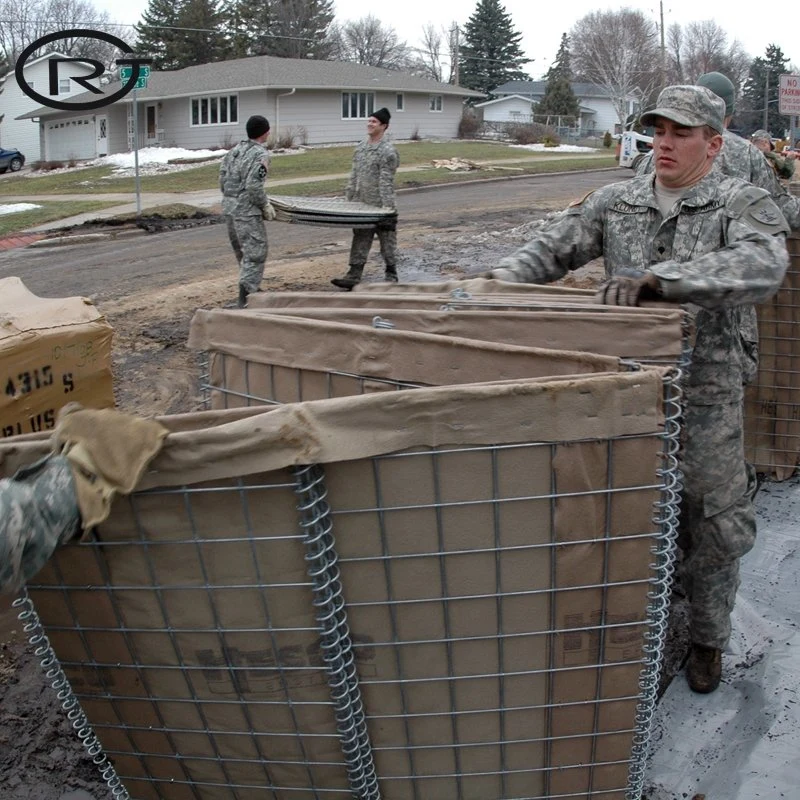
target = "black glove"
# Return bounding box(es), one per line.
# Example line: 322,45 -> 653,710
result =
595,273 -> 663,306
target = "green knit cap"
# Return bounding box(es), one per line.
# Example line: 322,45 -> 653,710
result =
697,72 -> 735,117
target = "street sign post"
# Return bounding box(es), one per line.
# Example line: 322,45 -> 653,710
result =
119,64 -> 151,215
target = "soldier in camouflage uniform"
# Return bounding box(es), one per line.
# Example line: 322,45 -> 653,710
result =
0,456 -> 80,594
219,115 -> 275,308
332,107 -> 400,290
751,130 -> 796,180
637,73 -> 798,386
489,85 -> 789,694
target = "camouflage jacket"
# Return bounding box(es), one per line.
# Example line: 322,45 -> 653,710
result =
345,136 -> 399,209
494,171 -> 790,404
0,455 -> 80,595
219,139 -> 270,217
637,129 -> 800,228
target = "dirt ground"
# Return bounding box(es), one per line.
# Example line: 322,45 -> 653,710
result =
0,171 -> 691,799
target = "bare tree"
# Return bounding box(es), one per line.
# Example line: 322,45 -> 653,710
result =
0,0 -> 124,66
570,9 -> 660,126
408,23 -> 458,83
664,20 -> 751,102
329,15 -> 412,70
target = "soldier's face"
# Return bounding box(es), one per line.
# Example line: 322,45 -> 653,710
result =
653,118 -> 722,188
753,138 -> 770,154
367,117 -> 387,137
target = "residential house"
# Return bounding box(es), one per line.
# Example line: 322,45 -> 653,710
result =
15,55 -> 484,162
0,52 -> 103,161
479,81 -> 642,138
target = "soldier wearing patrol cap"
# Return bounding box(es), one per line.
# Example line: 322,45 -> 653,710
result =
489,85 -> 790,695
219,115 -> 276,308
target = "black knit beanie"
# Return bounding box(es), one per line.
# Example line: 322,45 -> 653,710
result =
371,107 -> 391,126
246,115 -> 270,139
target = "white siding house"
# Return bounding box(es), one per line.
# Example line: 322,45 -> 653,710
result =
485,81 -> 642,137
16,55 -> 483,161
0,52 -> 102,161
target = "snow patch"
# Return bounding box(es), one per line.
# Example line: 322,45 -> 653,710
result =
0,202 -> 41,215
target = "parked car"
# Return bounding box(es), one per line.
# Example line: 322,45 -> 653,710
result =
0,148 -> 25,173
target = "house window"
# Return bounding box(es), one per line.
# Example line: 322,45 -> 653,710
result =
59,78 -> 71,94
190,94 -> 238,126
396,93 -> 404,112
429,94 -> 443,112
342,92 -> 375,119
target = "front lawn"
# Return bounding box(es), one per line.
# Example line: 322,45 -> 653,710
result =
0,141 -> 612,197
0,200 -> 121,236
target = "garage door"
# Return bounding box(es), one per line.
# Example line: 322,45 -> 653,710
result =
45,116 -> 96,161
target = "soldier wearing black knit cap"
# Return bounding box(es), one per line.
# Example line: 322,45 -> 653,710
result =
332,107 -> 400,290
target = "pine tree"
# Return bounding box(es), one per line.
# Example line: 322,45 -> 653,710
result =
741,44 -> 790,136
535,33 -> 579,120
459,0 -> 529,97
221,0 -> 272,57
134,0 -> 184,70
268,0 -> 336,59
174,0 -> 228,68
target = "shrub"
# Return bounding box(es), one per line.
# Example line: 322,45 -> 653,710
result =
603,130 -> 613,148
503,122 -> 557,145
458,108 -> 482,139
410,126 -> 422,141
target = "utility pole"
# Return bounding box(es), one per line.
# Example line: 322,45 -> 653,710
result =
764,70 -> 769,130
452,24 -> 459,86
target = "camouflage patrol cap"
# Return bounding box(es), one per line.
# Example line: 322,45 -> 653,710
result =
751,129 -> 771,141
640,85 -> 726,133
697,71 -> 736,117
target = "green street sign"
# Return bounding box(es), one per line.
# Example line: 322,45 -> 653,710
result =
134,77 -> 147,90
120,65 -> 151,80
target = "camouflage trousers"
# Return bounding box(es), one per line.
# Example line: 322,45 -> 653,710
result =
0,455 -> 81,595
226,215 -> 268,293
348,227 -> 397,273
677,401 -> 757,650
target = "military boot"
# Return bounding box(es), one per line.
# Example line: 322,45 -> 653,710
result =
384,266 -> 399,283
331,266 -> 363,290
686,643 -> 722,693
237,284 -> 249,309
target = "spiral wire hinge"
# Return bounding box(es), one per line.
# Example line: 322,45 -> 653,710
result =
625,365 -> 683,798
13,590 -> 131,800
292,464 -> 381,800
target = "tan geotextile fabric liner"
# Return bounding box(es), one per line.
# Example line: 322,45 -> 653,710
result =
188,309 -> 622,410
744,233 -> 800,479
255,306 -> 685,363
1,370 -> 668,800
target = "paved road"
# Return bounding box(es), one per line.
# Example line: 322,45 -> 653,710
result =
0,168 -> 630,302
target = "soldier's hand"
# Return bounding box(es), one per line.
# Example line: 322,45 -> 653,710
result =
595,273 -> 662,306
262,201 -> 277,221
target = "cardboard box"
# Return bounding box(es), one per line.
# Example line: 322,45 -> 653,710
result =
0,277 -> 115,438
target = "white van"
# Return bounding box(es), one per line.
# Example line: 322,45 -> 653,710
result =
618,130 -> 654,169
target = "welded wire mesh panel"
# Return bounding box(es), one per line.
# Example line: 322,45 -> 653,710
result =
207,350 -> 421,409
22,471 -> 356,800
325,428 -> 679,800
6,369 -> 680,800
189,309 -> 623,412
745,231 -> 800,478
